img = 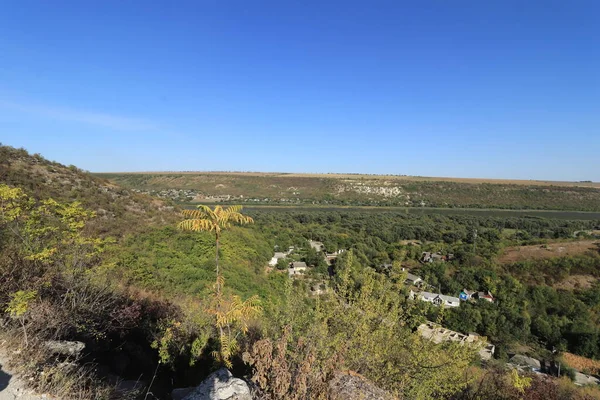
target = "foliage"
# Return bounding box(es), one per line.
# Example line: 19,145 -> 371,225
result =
5,289 -> 37,318
98,171 -> 600,211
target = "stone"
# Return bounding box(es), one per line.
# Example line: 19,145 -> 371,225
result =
328,371 -> 396,400
43,341 -> 85,356
182,368 -> 252,400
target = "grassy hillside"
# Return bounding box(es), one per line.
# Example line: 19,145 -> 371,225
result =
95,171 -> 600,211
0,145 -> 277,298
0,145 -> 178,237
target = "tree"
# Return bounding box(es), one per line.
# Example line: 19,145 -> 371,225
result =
178,205 -> 253,294
178,205 -> 259,367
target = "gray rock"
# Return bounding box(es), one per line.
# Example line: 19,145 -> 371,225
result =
43,341 -> 85,356
182,368 -> 252,400
328,372 -> 396,400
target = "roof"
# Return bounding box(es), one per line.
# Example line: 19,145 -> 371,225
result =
419,292 -> 460,303
439,294 -> 460,303
273,252 -> 287,259
291,261 -> 308,269
406,273 -> 422,282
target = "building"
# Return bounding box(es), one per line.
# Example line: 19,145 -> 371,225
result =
268,252 -> 288,267
418,322 -> 495,360
418,292 -> 460,307
421,252 -> 445,263
477,291 -> 495,303
325,249 -> 345,265
405,273 -> 423,287
421,252 -> 454,263
288,261 -> 308,277
459,289 -> 477,301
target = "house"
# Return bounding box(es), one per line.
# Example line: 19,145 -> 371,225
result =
459,289 -> 477,301
325,249 -> 345,264
421,252 -> 445,263
405,273 -> 423,287
288,261 -> 308,277
418,292 -> 460,307
417,322 -> 495,360
268,252 -> 288,267
477,291 -> 495,303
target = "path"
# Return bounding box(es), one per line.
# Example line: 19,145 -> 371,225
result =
0,347 -> 50,400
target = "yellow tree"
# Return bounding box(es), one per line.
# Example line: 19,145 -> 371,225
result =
178,205 -> 258,367
178,204 -> 253,294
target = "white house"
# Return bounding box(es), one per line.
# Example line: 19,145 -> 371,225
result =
418,292 -> 460,308
288,261 -> 308,277
405,273 -> 423,287
268,252 -> 288,267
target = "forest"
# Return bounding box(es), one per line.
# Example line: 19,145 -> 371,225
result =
2,144 -> 600,399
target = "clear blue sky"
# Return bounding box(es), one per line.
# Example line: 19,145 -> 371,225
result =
1,1 -> 598,180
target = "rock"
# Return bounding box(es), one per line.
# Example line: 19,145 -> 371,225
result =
328,371 -> 396,400
43,340 -> 85,356
182,368 -> 252,400
171,387 -> 195,400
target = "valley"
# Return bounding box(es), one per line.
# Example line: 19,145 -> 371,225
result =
1,145 -> 600,399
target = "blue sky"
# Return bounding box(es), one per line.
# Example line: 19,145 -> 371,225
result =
1,1 -> 598,180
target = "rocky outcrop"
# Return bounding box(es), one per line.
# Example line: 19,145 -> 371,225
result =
328,371 -> 397,400
179,368 -> 252,400
43,341 -> 85,356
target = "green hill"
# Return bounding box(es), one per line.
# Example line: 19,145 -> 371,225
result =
95,171 -> 600,211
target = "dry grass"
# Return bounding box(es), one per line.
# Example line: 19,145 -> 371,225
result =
95,171 -> 600,188
498,240 -> 600,264
554,275 -> 598,290
562,352 -> 600,376
0,329 -> 114,400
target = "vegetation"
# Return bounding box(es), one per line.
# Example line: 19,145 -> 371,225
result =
96,171 -> 600,211
2,144 -> 600,399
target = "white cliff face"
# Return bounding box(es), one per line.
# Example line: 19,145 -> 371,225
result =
335,181 -> 407,198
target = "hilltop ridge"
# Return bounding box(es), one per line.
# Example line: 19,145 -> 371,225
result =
95,171 -> 600,212
0,145 -> 177,236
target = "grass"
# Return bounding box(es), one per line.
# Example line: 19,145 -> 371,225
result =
94,172 -> 600,212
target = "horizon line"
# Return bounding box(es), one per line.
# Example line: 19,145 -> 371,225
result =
91,170 -> 600,186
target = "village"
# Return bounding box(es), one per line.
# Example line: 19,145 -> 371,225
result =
267,240 -> 600,387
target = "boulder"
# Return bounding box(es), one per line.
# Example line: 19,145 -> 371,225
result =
328,371 -> 396,400
43,340 -> 85,356
181,368 -> 252,400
